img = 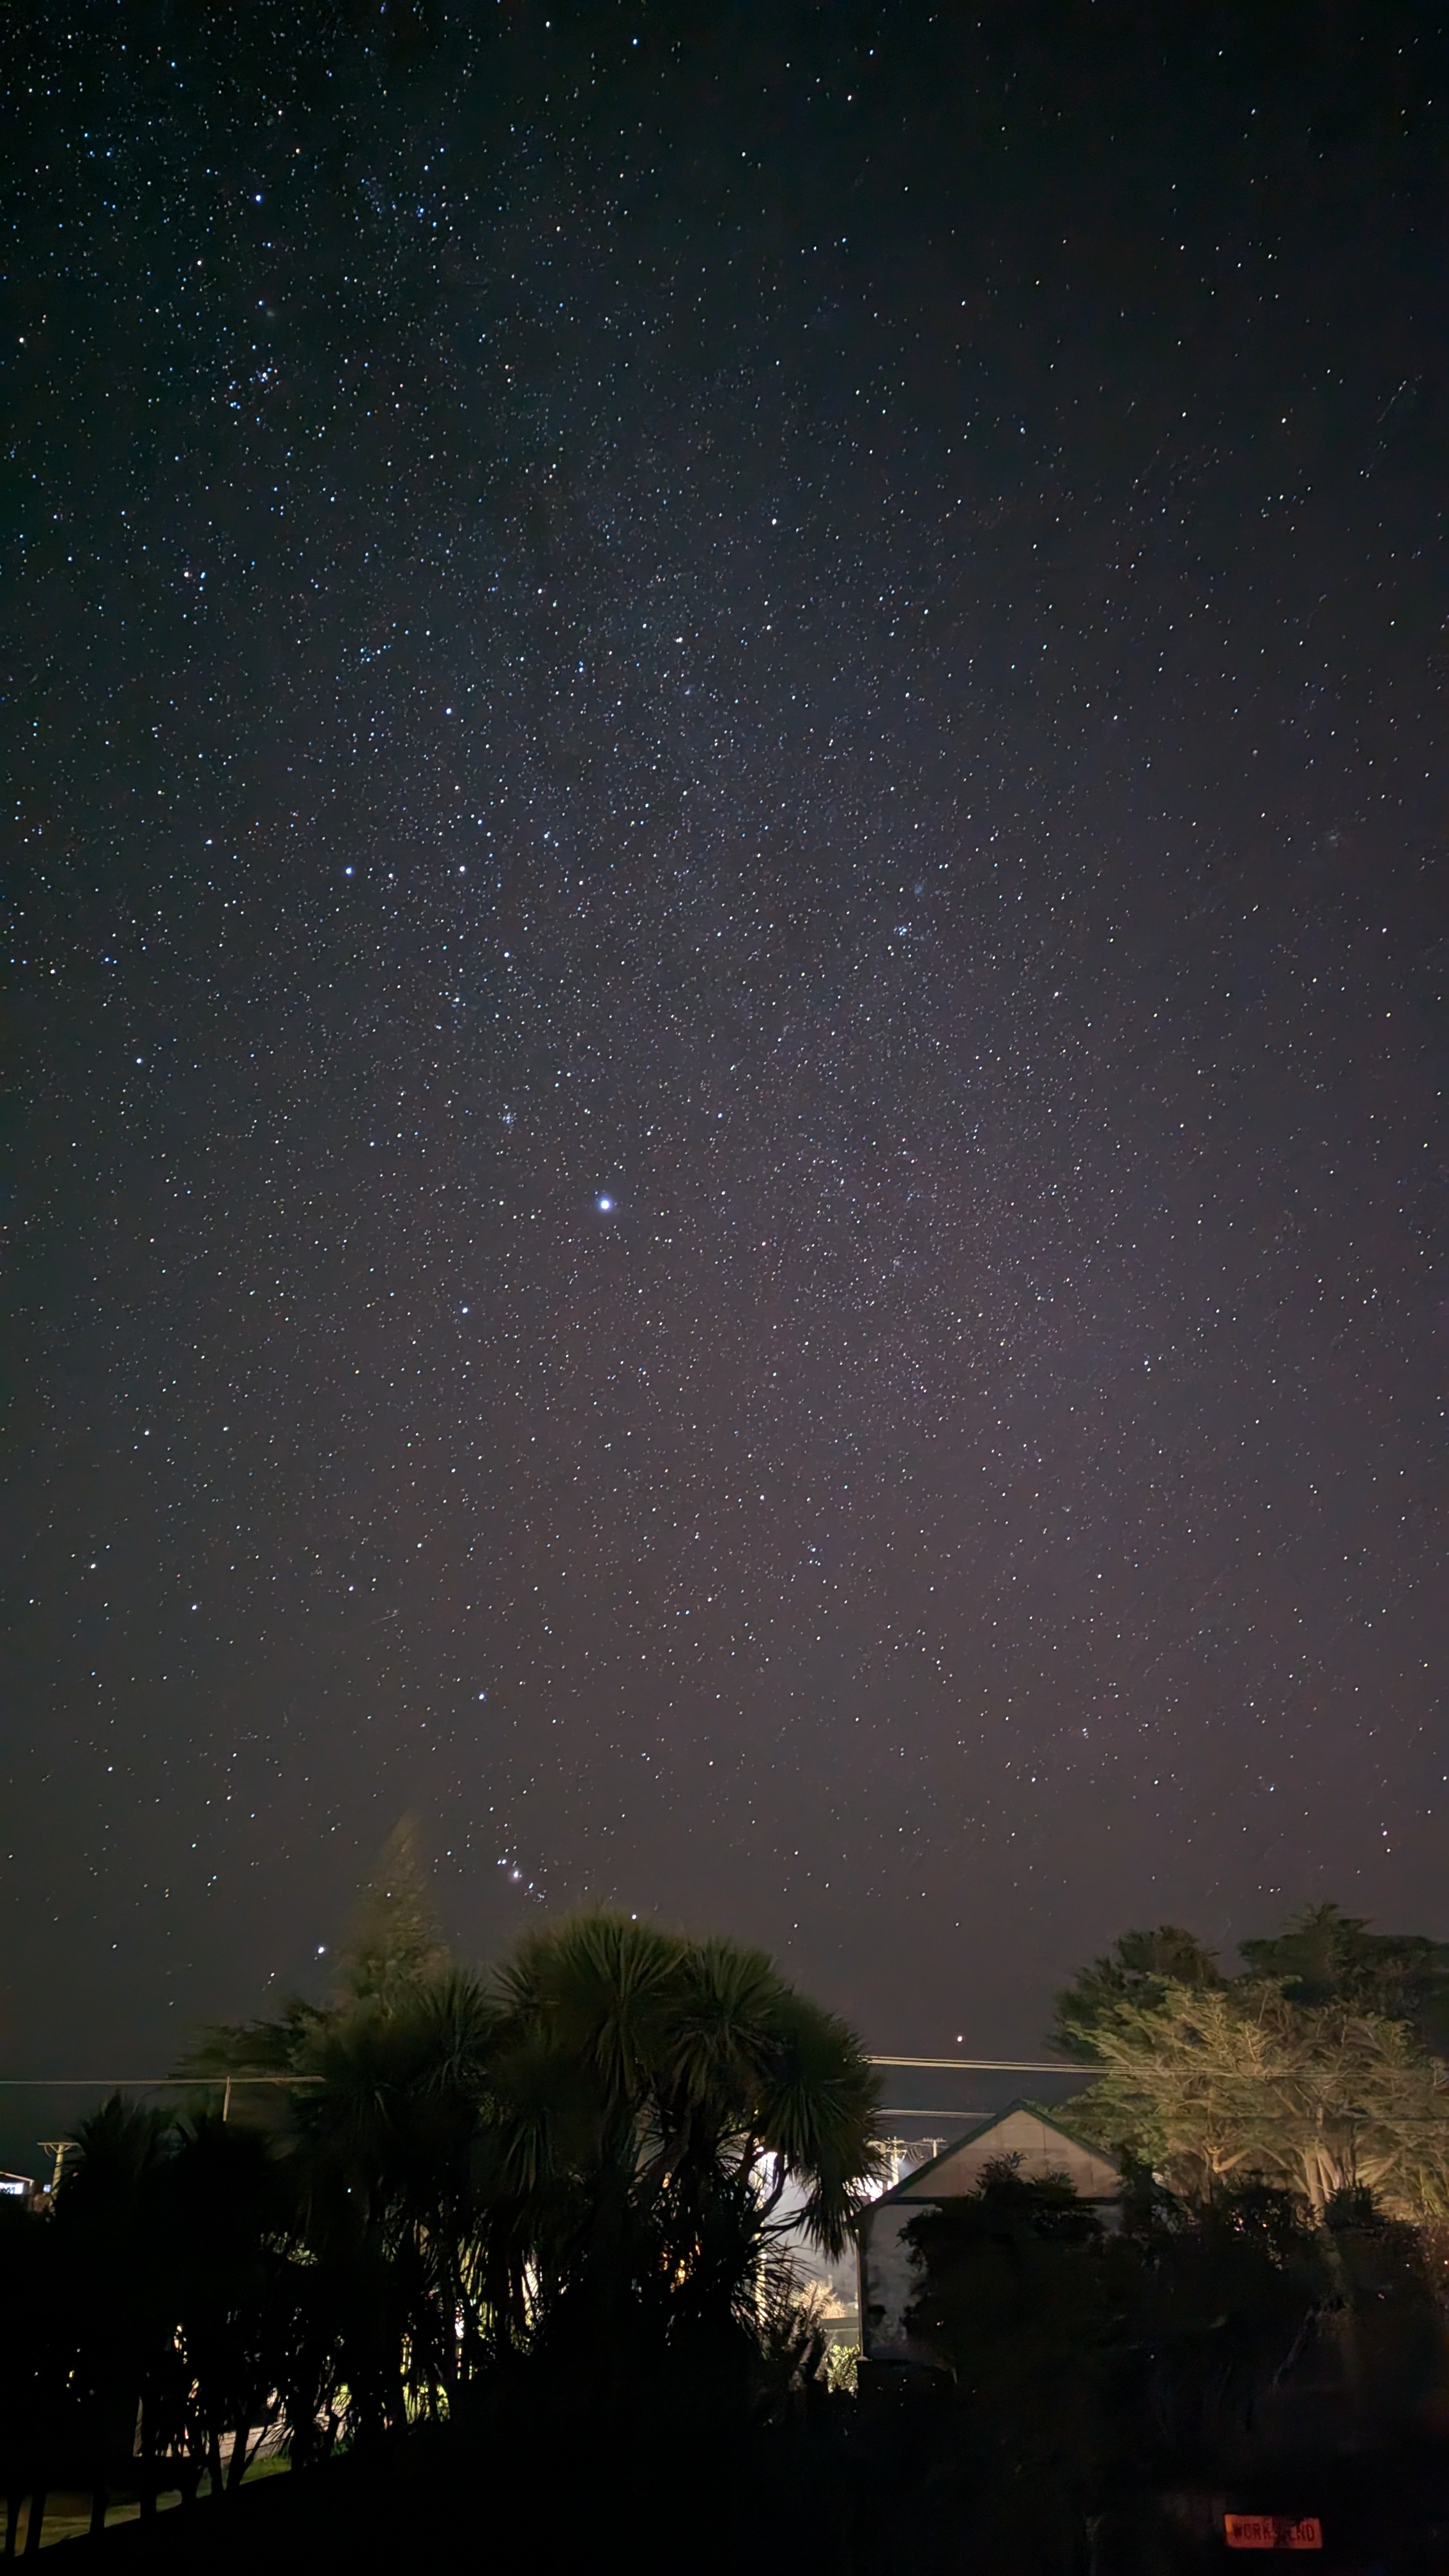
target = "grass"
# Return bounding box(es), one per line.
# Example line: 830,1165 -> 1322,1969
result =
13,2455 -> 291,2549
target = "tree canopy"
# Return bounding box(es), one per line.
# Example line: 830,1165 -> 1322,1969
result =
1054,1904 -> 1449,2220
903,2160 -> 1443,2572
178,1859 -> 883,2425
1238,1901 -> 1449,2052
1050,1923 -> 1222,2060
3,1872 -> 883,2538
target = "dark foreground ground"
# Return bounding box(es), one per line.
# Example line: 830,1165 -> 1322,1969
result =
42,2403 -> 1449,2576
44,2412 -> 834,2576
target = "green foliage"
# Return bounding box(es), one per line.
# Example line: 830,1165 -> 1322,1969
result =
1054,1904 -> 1449,2220
491,1910 -> 882,2253
479,1911 -> 883,2395
0,1887 -> 878,2531
1050,1922 -> 1222,2060
0,2096 -> 307,2533
178,1995 -> 324,2085
336,1815 -> 452,2011
1239,1901 -> 1449,2052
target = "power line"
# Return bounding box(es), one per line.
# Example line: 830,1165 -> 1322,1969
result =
0,2076 -> 322,2088
875,2107 -> 989,2120
866,2055 -> 1094,2074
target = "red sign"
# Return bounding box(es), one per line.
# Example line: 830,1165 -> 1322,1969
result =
1225,2518 -> 1322,2552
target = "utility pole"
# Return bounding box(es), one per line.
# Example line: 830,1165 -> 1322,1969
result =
38,2140 -> 74,2196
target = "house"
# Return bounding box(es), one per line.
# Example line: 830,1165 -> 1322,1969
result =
855,2101 -> 1123,2365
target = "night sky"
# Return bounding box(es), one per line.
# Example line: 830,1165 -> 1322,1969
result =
5,1 -> 1446,2143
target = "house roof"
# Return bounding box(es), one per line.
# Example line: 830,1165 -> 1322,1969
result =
867,2097 -> 1122,2208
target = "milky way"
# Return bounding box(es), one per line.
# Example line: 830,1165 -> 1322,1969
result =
5,3 -> 1446,2128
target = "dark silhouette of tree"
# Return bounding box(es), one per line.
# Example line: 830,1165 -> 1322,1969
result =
6,1884 -> 1449,2565
50,2097 -> 181,2531
1050,1924 -> 1222,2062
0,2196 -> 68,2557
1239,1902 -> 1449,2053
477,1913 -> 884,2395
165,2113 -> 300,2495
172,1892 -> 882,2444
903,2159 -> 1443,2574
335,1815 -> 452,2012
284,1968 -> 500,2434
903,2160 -> 1114,2572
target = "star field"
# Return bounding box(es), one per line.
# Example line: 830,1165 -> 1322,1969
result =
3,1 -> 1446,2104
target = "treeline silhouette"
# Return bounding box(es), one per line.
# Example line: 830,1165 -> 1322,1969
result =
900,2161 -> 1449,2575
0,1867 -> 880,2557
4,1885 -> 1449,2574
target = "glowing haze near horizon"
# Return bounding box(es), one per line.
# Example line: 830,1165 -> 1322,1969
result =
4,2 -> 1446,2130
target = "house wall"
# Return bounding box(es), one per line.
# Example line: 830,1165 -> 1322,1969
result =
857,2204 -> 929,2362
890,2108 -> 1119,2202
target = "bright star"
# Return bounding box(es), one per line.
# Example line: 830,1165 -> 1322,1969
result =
597,1195 -> 614,1212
